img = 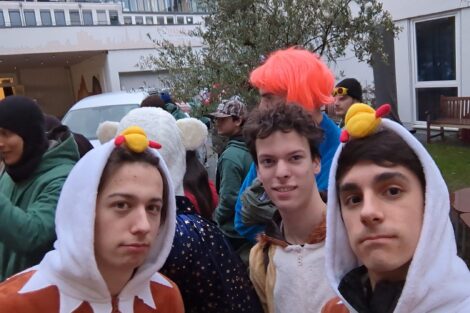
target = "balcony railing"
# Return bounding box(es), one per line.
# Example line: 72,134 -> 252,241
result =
0,1 -> 204,27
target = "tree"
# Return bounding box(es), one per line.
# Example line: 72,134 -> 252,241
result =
139,0 -> 399,114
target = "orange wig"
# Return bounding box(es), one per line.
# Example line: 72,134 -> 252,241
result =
249,47 -> 334,110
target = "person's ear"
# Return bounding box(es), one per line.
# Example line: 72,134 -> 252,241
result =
234,117 -> 243,127
312,157 -> 321,175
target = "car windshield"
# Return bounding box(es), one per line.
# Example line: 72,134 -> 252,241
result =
62,104 -> 139,140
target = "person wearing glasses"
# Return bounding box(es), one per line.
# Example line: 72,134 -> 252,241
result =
333,78 -> 404,129
333,78 -> 363,128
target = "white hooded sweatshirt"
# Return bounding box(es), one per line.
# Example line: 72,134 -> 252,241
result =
325,119 -> 470,313
0,140 -> 181,313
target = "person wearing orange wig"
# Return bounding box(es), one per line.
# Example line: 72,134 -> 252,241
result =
234,47 -> 340,242
250,47 -> 335,112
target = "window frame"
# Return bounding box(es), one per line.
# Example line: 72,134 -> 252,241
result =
411,12 -> 460,123
9,9 -> 22,27
40,9 -> 52,26
82,10 -> 94,26
69,10 -> 81,26
54,10 -> 66,26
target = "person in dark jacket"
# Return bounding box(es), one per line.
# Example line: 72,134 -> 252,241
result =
210,96 -> 253,262
0,96 -> 79,281
44,114 -> 93,158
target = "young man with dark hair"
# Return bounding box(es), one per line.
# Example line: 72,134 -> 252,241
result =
322,109 -> 470,312
244,103 -> 335,313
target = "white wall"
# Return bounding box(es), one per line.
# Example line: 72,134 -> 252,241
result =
0,24 -> 203,56
381,0 -> 470,20
70,53 -> 108,100
329,47 -> 374,91
393,19 -> 414,123
460,8 -> 470,97
18,67 -> 74,117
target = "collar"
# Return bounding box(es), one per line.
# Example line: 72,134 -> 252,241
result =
338,266 -> 405,313
259,210 -> 326,247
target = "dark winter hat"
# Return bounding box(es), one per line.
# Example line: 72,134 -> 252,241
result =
334,78 -> 363,102
160,91 -> 173,104
0,96 -> 48,181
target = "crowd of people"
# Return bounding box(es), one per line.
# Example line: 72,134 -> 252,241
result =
0,46 -> 469,313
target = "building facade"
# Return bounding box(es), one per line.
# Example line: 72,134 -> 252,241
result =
0,0 -> 204,117
382,0 -> 470,124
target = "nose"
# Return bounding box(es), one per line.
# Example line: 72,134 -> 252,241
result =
130,206 -> 151,235
360,192 -> 384,225
275,160 -> 291,179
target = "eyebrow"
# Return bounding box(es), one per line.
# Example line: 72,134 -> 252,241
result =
257,149 -> 306,159
339,171 -> 410,193
107,193 -> 163,203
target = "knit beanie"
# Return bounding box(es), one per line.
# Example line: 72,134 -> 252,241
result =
336,78 -> 363,102
0,96 -> 48,182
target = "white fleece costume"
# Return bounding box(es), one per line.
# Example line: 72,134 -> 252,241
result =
325,119 -> 470,312
0,140 -> 181,313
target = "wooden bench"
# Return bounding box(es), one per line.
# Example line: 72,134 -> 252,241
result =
426,96 -> 470,143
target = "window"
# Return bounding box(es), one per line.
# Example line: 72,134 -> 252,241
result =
146,16 -> 153,24
416,17 -> 455,81
186,16 -> 193,24
176,16 -> 184,24
54,10 -> 66,26
40,10 -> 52,26
69,10 -> 81,25
156,16 -> 164,24
83,10 -> 93,25
97,10 -> 107,25
0,11 -> 5,27
109,10 -> 119,25
416,87 -> 458,121
24,10 -> 36,26
135,16 -> 143,24
124,16 -> 132,25
9,10 -> 22,27
166,16 -> 174,24
122,0 -> 131,12
136,0 -> 145,11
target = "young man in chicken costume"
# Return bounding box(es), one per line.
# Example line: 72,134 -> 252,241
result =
322,104 -> 470,312
0,127 -> 184,313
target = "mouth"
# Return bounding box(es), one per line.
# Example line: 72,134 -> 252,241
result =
121,243 -> 150,247
360,234 -> 395,244
273,186 -> 296,192
120,243 -> 150,253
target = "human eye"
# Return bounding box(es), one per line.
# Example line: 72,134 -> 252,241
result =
384,186 -> 402,197
146,204 -> 162,215
113,201 -> 130,211
259,158 -> 274,167
290,154 -> 304,162
341,194 -> 362,208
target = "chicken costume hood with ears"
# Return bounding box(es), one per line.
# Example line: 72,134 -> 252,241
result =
12,127 -> 178,313
326,104 -> 470,312
97,107 -> 208,196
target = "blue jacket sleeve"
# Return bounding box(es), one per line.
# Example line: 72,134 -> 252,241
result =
316,113 -> 341,192
234,163 -> 264,243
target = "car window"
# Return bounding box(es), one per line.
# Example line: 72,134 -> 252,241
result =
62,104 -> 139,140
